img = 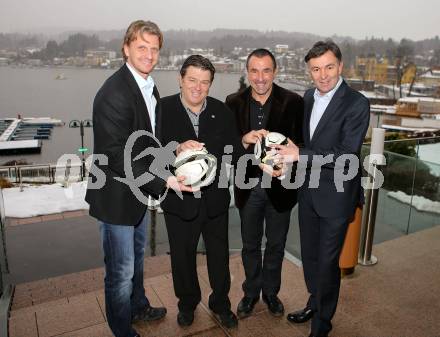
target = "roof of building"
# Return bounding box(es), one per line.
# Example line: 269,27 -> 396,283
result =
359,90 -> 388,98
398,97 -> 440,104
0,139 -> 40,150
420,70 -> 440,79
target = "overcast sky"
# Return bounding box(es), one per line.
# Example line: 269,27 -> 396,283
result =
1,0 -> 438,40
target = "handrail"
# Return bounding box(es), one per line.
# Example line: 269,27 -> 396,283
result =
0,162 -> 82,170
364,135 -> 440,145
0,162 -> 85,184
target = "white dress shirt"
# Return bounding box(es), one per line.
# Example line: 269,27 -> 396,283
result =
309,77 -> 343,139
126,62 -> 157,134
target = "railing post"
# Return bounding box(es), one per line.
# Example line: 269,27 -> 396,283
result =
147,196 -> 159,256
50,164 -> 54,184
0,187 -> 13,337
359,128 -> 386,266
63,159 -> 71,188
19,168 -> 23,192
358,168 -> 381,265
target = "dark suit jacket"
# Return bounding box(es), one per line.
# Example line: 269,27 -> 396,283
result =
299,80 -> 370,218
85,64 -> 166,225
225,83 -> 304,211
160,94 -> 245,221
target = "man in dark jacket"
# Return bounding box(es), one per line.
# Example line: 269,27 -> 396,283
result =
85,20 -> 191,337
160,55 -> 264,329
274,40 -> 370,337
225,49 -> 303,318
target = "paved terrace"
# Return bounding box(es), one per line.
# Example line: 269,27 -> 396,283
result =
7,225 -> 440,337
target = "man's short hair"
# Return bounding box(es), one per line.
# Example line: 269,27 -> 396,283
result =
180,55 -> 216,82
121,20 -> 163,61
246,48 -> 277,70
304,40 -> 342,63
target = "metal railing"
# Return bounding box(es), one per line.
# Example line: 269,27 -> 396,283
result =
0,162 -> 86,184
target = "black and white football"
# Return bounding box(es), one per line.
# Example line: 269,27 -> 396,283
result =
173,148 -> 217,188
254,132 -> 288,169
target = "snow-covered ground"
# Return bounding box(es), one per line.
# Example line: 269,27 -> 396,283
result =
2,181 -> 89,218
388,191 -> 440,214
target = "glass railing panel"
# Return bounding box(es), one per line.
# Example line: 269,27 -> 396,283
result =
362,141 -> 417,243
407,138 -> 440,234
285,205 -> 301,259
228,206 -> 243,253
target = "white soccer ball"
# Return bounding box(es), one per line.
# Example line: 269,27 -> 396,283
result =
254,132 -> 288,168
173,148 -> 217,188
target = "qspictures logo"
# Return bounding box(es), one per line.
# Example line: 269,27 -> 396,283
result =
56,131 -> 385,204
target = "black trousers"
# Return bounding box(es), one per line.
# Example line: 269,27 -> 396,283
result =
164,200 -> 231,314
298,189 -> 350,336
239,183 -> 291,298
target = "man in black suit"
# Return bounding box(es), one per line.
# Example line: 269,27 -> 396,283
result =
160,55 -> 264,329
225,49 -> 303,318
85,20 -> 191,337
274,40 -> 370,337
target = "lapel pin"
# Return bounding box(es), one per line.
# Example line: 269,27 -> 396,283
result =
211,115 -> 215,118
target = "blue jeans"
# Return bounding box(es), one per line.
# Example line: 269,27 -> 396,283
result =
99,213 -> 150,337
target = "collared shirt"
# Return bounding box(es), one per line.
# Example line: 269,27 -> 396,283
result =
250,94 -> 272,130
309,77 -> 343,139
180,95 -> 207,137
126,62 -> 157,134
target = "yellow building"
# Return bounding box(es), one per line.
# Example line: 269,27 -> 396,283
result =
355,57 -> 392,84
400,64 -> 417,84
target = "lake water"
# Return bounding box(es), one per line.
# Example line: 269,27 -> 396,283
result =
0,66 -> 243,164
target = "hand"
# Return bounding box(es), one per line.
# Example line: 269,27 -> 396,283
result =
258,163 -> 283,177
166,175 -> 198,192
242,129 -> 268,149
270,138 -> 299,163
176,140 -> 205,155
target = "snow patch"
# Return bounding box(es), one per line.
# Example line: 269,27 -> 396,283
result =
387,191 -> 440,214
2,182 -> 89,218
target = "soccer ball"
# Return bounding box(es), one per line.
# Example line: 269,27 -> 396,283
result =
254,132 -> 288,169
173,148 -> 217,188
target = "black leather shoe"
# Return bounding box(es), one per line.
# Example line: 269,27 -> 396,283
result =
177,310 -> 194,327
132,305 -> 167,322
237,296 -> 259,318
262,294 -> 284,317
287,307 -> 314,324
308,333 -> 328,337
216,310 -> 238,328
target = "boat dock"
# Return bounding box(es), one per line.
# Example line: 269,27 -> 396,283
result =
0,117 -> 63,154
